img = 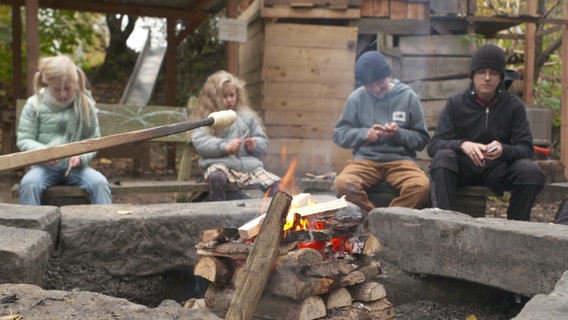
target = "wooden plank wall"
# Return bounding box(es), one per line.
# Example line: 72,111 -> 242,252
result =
260,23 -> 358,176
239,17 -> 264,115
360,0 -> 429,19
380,34 -> 475,130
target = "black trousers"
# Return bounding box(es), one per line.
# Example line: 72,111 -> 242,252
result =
429,149 -> 546,221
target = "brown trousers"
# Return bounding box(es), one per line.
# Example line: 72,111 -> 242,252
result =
334,159 -> 430,213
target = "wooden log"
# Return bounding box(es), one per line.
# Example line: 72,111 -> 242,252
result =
0,116 -> 219,172
356,259 -> 382,281
337,270 -> 366,287
225,191 -> 292,320
305,259 -> 358,278
275,247 -> 324,267
193,256 -> 234,286
268,265 -> 335,300
197,228 -> 240,249
359,297 -> 395,320
325,287 -> 352,309
205,286 -> 327,320
197,241 -> 297,259
348,281 -> 386,302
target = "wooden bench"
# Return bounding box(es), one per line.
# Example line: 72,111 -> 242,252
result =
300,177 -> 503,217
11,181 -> 241,206
12,100 -> 245,205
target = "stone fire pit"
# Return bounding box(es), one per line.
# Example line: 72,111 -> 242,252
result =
1,195 -> 568,319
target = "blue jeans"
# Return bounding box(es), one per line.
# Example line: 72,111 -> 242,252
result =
19,165 -> 112,205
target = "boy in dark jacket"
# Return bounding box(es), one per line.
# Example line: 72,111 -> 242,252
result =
427,44 -> 546,221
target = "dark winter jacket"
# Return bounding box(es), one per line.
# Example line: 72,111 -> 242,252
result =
427,83 -> 535,162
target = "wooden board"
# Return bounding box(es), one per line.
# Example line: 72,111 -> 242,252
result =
421,100 -> 446,130
264,109 -> 340,126
263,65 -> 355,83
399,35 -> 476,56
430,0 -> 476,15
265,124 -> 333,140
354,18 -> 431,35
408,79 -> 470,100
265,23 -> 358,50
360,0 -> 389,17
263,139 -> 352,176
263,81 -> 354,100
394,56 -> 471,82
261,7 -> 361,19
264,96 -> 343,112
264,46 -> 355,71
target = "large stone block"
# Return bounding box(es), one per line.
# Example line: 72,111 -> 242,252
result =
369,207 -> 568,296
0,204 -> 60,247
0,225 -> 52,285
58,199 -> 267,276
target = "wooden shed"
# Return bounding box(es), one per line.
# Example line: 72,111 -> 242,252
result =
237,0 -> 479,177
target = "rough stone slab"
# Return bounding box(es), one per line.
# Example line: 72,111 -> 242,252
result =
0,204 -> 60,247
513,270 -> 568,320
58,198 -> 296,277
369,207 -> 568,297
0,225 -> 51,285
0,283 -> 221,319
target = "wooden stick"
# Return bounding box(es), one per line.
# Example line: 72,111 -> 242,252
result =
0,110 -> 236,172
225,191 -> 292,320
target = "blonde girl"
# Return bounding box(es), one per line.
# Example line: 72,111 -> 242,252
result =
17,55 -> 111,205
191,70 -> 280,201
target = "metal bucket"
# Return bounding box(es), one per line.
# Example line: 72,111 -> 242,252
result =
526,107 -> 551,147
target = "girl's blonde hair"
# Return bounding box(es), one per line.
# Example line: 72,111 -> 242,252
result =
191,70 -> 253,121
33,55 -> 94,127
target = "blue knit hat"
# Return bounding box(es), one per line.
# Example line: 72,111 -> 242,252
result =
355,51 -> 392,85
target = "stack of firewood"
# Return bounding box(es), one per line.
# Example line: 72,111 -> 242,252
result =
194,195 -> 395,320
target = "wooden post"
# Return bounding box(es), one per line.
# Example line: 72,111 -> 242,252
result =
226,0 -> 238,74
562,3 -> 568,179
25,0 -> 39,97
524,0 -> 537,105
225,191 -> 292,320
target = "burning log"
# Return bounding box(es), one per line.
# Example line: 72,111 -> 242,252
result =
225,191 -> 292,320
195,194 -> 394,319
238,195 -> 349,240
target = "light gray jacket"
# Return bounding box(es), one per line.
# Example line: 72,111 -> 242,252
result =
192,110 -> 269,172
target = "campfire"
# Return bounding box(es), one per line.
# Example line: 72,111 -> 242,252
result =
194,192 -> 394,319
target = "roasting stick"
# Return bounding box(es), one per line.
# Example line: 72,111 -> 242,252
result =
0,110 -> 237,172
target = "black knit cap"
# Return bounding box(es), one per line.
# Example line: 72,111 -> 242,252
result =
355,51 -> 392,85
470,44 -> 506,78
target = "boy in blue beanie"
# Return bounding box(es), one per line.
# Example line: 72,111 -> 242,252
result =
333,50 -> 431,214
427,44 -> 546,221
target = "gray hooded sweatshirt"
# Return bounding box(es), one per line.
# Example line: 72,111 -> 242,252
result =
333,79 -> 429,162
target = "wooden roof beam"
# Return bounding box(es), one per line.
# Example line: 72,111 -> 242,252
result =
0,0 -> 210,20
